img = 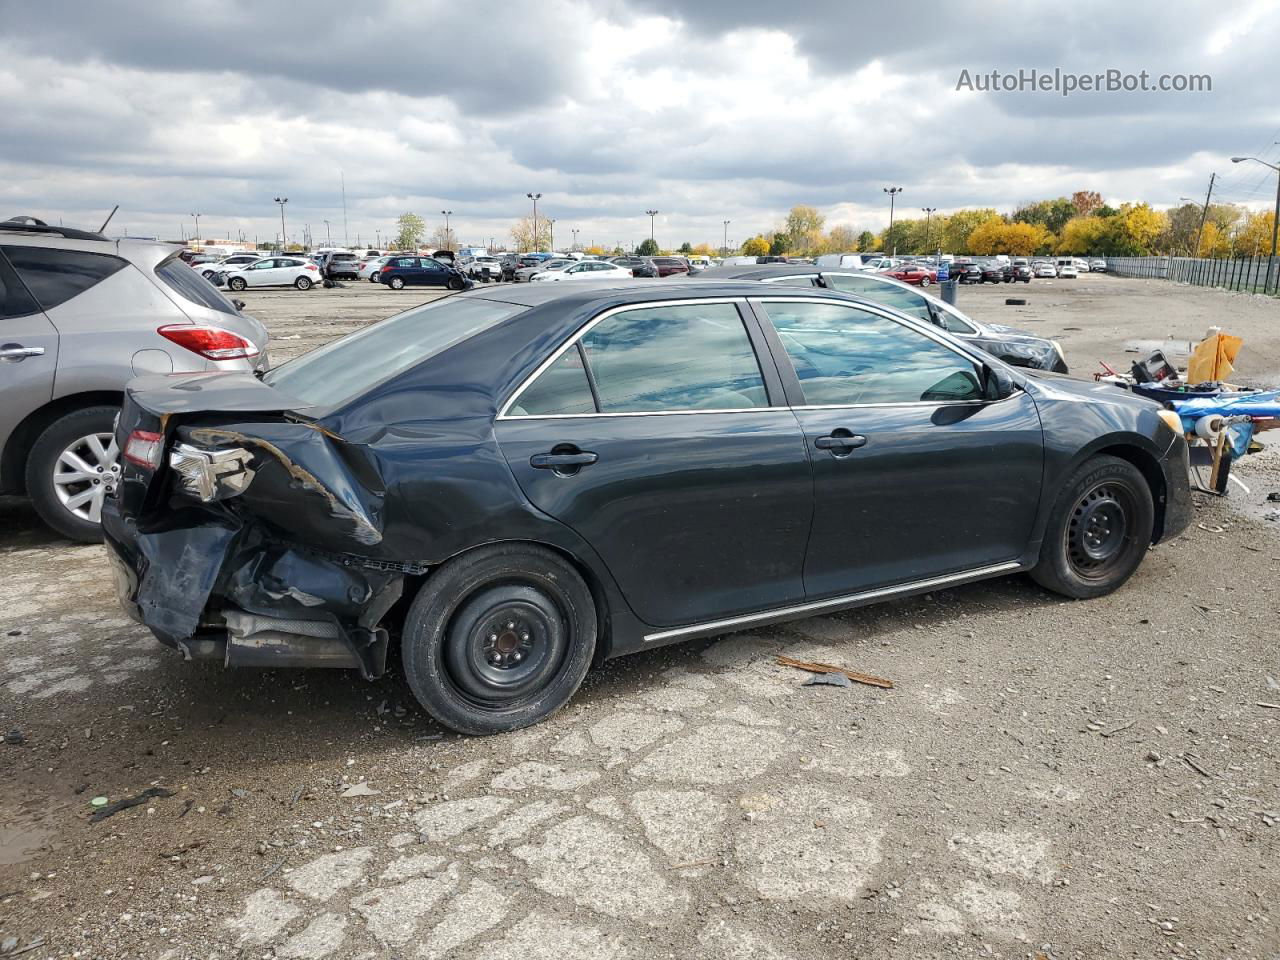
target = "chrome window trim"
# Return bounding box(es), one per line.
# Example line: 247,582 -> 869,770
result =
497,297 -> 767,420
642,560 -> 1023,644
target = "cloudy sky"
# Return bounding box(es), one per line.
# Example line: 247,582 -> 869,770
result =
1,0 -> 1276,250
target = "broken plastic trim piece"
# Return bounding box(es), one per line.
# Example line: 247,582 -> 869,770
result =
169,443 -> 255,502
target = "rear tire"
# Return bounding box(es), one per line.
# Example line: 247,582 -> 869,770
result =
920,276 -> 931,287
401,544 -> 598,735
294,276 -> 313,290
25,406 -> 121,543
1030,455 -> 1154,599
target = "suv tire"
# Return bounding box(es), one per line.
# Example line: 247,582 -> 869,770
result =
26,405 -> 121,543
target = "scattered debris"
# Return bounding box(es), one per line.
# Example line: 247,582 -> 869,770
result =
803,672 -> 853,689
1180,754 -> 1213,778
775,655 -> 894,690
1256,702 -> 1280,710
158,838 -> 207,859
341,782 -> 380,798
2,729 -> 24,746
4,938 -> 46,957
258,859 -> 286,882
1197,523 -> 1225,533
178,798 -> 194,818
90,796 -> 108,807
1267,675 -> 1280,693
1100,719 -> 1136,738
89,787 -> 175,823
1267,492 -> 1280,503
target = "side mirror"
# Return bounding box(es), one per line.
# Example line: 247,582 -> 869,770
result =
929,306 -> 949,331
982,363 -> 1015,401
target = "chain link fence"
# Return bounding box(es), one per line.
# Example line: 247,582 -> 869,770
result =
1105,255 -> 1280,295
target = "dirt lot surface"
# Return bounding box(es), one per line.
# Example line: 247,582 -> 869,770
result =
2,274 -> 1279,960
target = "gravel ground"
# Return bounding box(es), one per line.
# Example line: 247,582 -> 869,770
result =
1,274 -> 1279,960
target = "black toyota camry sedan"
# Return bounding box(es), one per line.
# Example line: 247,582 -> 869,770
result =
693,264 -> 1068,372
103,280 -> 1191,734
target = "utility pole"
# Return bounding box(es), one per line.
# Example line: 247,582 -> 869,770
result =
723,219 -> 731,255
921,208 -> 936,253
1230,156 -> 1279,258
548,219 -> 556,252
323,219 -> 331,247
340,171 -> 349,247
441,210 -> 453,250
189,212 -> 201,249
883,187 -> 903,255
1193,172 -> 1216,257
645,209 -> 659,247
526,193 -> 541,252
273,197 -> 288,252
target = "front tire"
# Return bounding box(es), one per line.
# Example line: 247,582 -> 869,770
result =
401,544 -> 598,735
1030,455 -> 1154,599
388,276 -> 405,289
447,276 -> 465,291
25,406 -> 121,542
228,276 -> 247,291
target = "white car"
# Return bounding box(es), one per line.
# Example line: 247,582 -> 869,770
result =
1057,264 -> 1079,279
530,260 -> 634,282
359,256 -> 392,282
515,258 -> 573,282
1034,263 -> 1057,278
862,257 -> 900,272
223,256 -> 323,291
1089,258 -> 1107,272
197,253 -> 262,281
463,256 -> 504,280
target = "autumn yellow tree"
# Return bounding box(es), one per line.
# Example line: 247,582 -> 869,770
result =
1196,222 -> 1232,258
1057,216 -> 1109,254
965,218 -> 1008,255
740,235 -> 770,257
1106,203 -> 1166,256
1235,211 -> 1276,257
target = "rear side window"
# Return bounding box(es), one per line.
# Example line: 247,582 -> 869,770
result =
0,256 -> 42,319
823,273 -> 933,324
510,346 -> 597,416
1,246 -> 127,311
155,255 -> 239,316
763,301 -> 983,406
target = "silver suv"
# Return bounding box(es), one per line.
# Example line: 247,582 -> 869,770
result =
0,217 -> 269,541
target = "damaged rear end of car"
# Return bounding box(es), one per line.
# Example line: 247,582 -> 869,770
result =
103,372 -> 407,680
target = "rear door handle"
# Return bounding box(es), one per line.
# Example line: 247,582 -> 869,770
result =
815,433 -> 867,451
0,344 -> 46,362
530,451 -> 598,469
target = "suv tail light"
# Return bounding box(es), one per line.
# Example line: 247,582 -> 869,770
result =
124,430 -> 164,470
157,324 -> 259,361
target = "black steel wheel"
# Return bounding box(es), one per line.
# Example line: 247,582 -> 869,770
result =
401,543 -> 598,734
1031,455 -> 1154,599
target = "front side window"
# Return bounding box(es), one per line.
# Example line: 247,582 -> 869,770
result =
763,301 -> 983,407
822,273 -> 933,324
508,302 -> 768,415
1,246 -> 127,311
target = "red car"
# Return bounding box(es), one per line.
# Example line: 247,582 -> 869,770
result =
882,263 -> 938,286
650,256 -> 691,278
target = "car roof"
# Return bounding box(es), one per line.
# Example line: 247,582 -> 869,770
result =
461,277 -> 845,310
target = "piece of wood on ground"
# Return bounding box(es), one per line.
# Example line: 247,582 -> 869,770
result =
775,655 -> 894,690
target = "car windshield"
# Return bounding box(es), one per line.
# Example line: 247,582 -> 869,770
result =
264,296 -> 528,409
154,254 -> 239,316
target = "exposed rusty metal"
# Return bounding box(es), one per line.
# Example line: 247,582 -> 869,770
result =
774,655 -> 894,690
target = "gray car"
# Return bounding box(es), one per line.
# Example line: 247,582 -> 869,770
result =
0,217 -> 269,541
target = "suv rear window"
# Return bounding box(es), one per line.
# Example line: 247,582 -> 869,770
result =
331,253 -> 357,262
155,255 -> 239,316
1,246 -> 127,311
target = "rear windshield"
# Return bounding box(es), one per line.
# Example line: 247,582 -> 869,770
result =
155,255 -> 239,316
263,295 -> 527,408
331,253 -> 358,261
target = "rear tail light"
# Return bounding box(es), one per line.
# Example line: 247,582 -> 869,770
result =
169,443 -> 255,501
124,430 -> 164,470
306,264 -> 318,271
157,324 -> 259,361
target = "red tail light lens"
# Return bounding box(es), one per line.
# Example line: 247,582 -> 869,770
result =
124,430 -> 164,469
306,264 -> 318,271
157,324 -> 259,361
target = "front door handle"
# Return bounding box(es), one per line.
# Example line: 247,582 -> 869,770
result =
815,431 -> 867,455
0,344 -> 46,362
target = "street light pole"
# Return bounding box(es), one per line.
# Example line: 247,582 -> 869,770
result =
273,197 -> 288,252
189,212 -> 201,249
723,219 -> 730,256
548,219 -> 556,252
571,227 -> 579,251
323,219 -> 332,248
526,193 -> 541,252
645,210 -> 658,248
1231,156 -> 1279,258
441,210 -> 453,250
921,207 -> 936,253
883,187 -> 902,255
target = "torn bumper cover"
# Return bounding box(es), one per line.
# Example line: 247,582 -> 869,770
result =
102,415 -> 407,680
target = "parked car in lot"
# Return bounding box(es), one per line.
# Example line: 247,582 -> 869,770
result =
0,217 -> 268,541
609,256 -> 659,278
200,253 -> 262,282
651,256 -> 691,277
978,261 -> 1007,284
224,256 -> 322,291
358,256 -> 392,282
1004,263 -> 1034,283
515,258 -> 572,282
1057,263 -> 1079,279
103,279 -> 1191,734
949,261 -> 983,284
379,255 -> 471,290
1034,262 -> 1058,278
319,251 -> 361,281
463,256 -> 504,281
1089,258 -> 1107,272
883,263 -> 938,286
693,263 -> 1070,373
530,260 -> 633,282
